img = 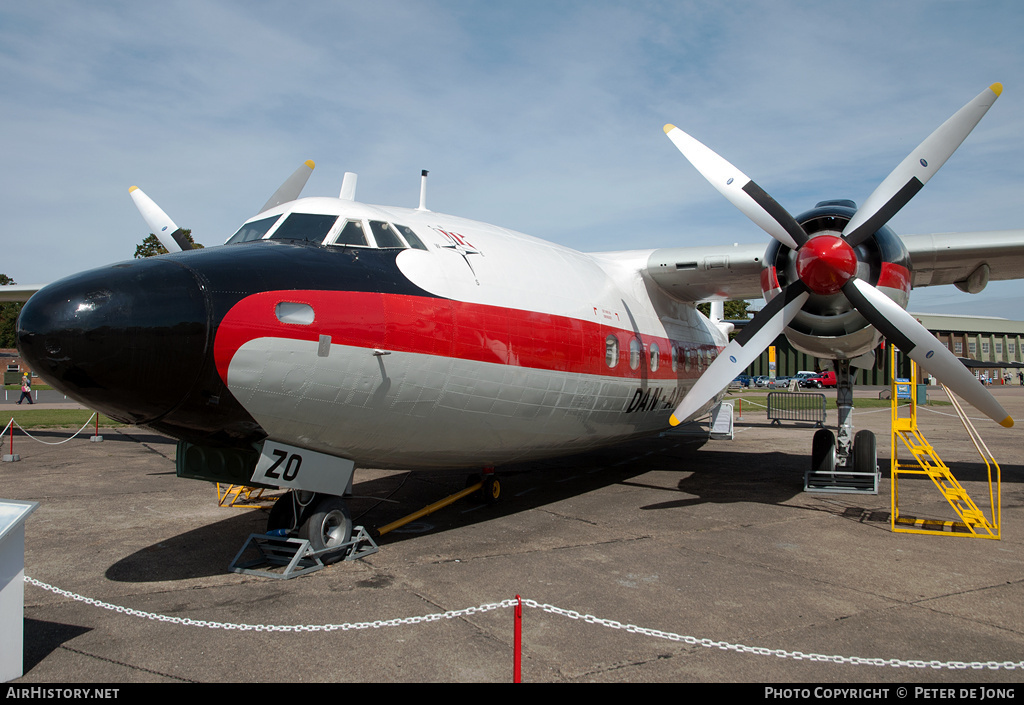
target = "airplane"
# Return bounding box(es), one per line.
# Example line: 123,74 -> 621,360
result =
11,83 -> 1024,562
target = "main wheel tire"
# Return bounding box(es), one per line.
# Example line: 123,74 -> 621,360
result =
811,428 -> 836,474
299,496 -> 353,564
852,430 -> 877,475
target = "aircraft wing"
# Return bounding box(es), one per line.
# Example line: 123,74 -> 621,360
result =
0,284 -> 44,303
639,229 -> 1024,303
643,243 -> 766,302
901,230 -> 1024,291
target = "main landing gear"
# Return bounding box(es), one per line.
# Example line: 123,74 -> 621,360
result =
806,358 -> 879,493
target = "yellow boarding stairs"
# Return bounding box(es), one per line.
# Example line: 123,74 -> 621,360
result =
216,483 -> 273,509
889,347 -> 1001,539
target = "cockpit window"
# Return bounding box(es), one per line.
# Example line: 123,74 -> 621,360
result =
269,213 -> 339,243
368,221 -> 404,248
332,220 -> 369,247
226,215 -> 281,244
395,224 -> 428,250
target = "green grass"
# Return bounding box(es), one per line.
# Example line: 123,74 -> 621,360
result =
2,409 -> 125,429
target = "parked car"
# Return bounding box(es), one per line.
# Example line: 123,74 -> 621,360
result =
801,371 -> 837,388
754,376 -> 770,387
768,376 -> 791,389
732,375 -> 752,387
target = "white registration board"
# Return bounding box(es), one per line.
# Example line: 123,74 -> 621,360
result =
250,441 -> 356,497
1,499 -> 39,682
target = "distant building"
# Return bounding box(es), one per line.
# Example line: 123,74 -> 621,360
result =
917,313 -> 1024,385
744,313 -> 1024,386
1,349 -> 28,385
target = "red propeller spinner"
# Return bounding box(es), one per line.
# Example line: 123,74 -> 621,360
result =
795,235 -> 858,295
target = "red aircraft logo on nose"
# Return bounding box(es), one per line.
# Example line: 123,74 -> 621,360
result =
796,235 -> 857,295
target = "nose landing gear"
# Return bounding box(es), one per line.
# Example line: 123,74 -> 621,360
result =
265,491 -> 356,565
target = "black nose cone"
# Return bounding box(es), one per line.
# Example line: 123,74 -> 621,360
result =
17,258 -> 210,425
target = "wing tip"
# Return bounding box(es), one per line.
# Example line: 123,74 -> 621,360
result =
1000,415 -> 1013,428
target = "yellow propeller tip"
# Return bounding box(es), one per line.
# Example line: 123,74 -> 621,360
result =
990,83 -> 1003,96
1000,416 -> 1013,428
669,414 -> 681,426
663,124 -> 677,134
304,159 -> 315,169
128,185 -> 138,193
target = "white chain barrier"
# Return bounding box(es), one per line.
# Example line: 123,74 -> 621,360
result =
9,412 -> 98,445
24,576 -> 1024,671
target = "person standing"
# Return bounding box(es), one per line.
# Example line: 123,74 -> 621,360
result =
17,373 -> 33,405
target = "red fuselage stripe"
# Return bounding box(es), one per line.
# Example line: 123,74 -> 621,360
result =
214,291 -> 715,384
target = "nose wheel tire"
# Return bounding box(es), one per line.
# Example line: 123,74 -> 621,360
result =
266,493 -> 298,533
298,495 -> 353,564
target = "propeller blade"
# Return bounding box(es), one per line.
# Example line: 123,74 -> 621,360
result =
670,283 -> 810,425
128,186 -> 191,252
843,278 -> 1012,427
258,159 -> 316,214
843,84 -> 1002,248
664,124 -> 807,250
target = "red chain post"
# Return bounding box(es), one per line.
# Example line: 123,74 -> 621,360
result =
513,595 -> 522,682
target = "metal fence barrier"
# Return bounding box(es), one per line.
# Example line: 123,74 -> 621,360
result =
767,392 -> 826,427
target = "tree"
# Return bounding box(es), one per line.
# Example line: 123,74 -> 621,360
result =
697,299 -> 752,320
134,229 -> 204,258
0,274 -> 23,348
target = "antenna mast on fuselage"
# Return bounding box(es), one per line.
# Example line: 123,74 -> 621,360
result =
417,170 -> 429,211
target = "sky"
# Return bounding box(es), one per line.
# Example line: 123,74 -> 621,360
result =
2,1 -> 1023,317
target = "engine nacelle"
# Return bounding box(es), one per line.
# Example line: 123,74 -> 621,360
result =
761,200 -> 912,361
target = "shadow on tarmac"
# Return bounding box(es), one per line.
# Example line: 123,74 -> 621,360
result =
102,435 -> 818,583
22,619 -> 92,673
100,421 -> 1024,585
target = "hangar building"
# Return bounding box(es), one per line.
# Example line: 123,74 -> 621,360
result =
743,313 -> 1024,386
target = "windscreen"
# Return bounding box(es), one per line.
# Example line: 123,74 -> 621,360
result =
225,215 -> 281,244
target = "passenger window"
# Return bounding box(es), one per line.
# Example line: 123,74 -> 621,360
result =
605,335 -> 619,368
226,215 -> 281,244
333,220 -> 369,247
629,338 -> 642,371
269,213 -> 339,243
650,342 -> 660,372
368,221 -> 405,248
670,345 -> 678,372
395,224 -> 428,250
